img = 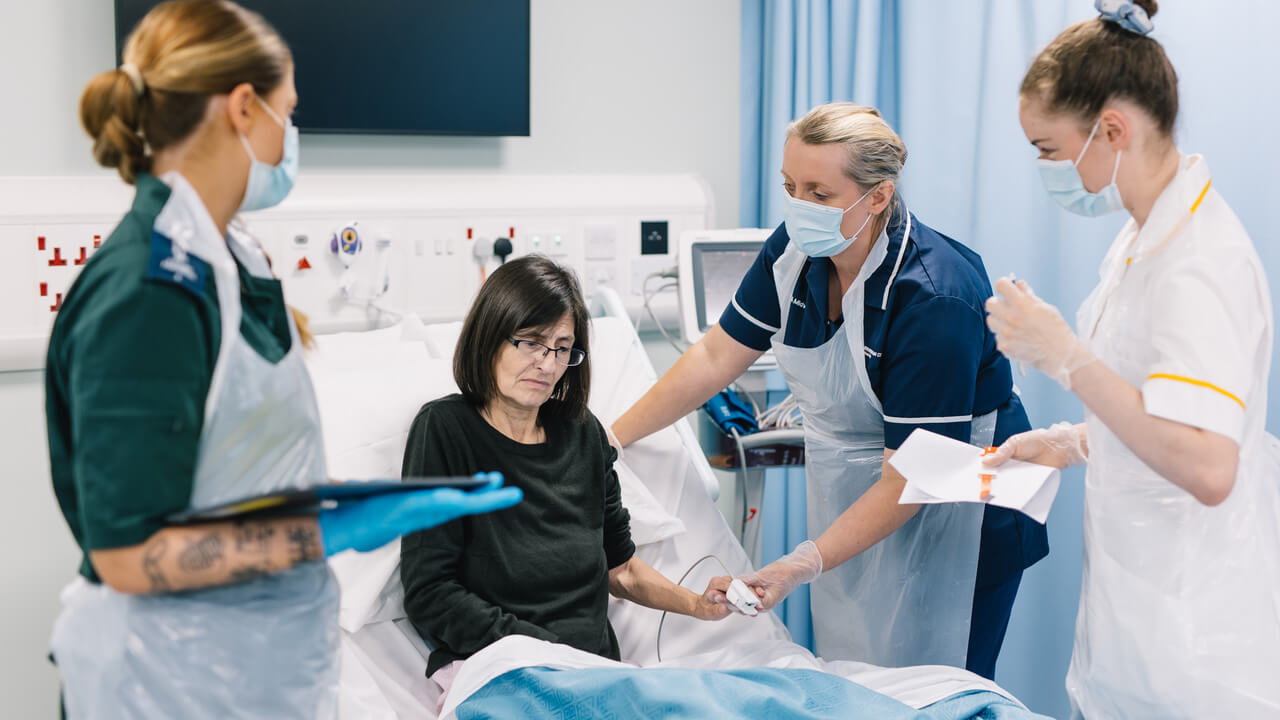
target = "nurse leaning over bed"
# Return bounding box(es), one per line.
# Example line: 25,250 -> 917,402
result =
613,102 -> 1048,679
45,2 -> 520,718
984,1 -> 1280,717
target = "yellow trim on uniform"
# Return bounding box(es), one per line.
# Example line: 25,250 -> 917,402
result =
1189,179 -> 1212,214
1126,179 -> 1213,265
1147,373 -> 1245,410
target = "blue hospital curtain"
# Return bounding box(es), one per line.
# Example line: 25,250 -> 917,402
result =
740,0 -> 901,230
739,0 -> 904,655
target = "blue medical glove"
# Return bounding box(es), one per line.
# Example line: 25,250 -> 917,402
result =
318,473 -> 521,556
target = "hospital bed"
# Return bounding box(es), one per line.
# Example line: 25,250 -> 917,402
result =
305,307 -> 1048,719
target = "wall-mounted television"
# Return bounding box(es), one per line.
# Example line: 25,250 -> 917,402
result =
114,1 -> 531,136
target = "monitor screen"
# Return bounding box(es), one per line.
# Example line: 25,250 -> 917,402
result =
113,0 -> 531,136
690,243 -> 762,332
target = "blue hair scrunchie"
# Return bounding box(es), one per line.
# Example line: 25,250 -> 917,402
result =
1094,0 -> 1154,36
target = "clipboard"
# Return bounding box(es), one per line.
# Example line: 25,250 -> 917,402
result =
167,476 -> 492,524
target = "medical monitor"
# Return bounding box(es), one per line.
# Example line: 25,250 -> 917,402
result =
113,0 -> 531,136
677,229 -> 772,346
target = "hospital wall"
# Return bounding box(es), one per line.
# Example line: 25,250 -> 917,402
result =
0,1 -> 740,716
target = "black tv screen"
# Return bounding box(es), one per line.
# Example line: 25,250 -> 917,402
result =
114,0 -> 531,136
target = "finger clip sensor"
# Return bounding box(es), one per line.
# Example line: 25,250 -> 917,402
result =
727,578 -> 761,617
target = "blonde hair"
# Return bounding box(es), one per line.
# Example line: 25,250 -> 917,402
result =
787,103 -> 908,237
79,0 -> 291,185
81,2 -> 314,348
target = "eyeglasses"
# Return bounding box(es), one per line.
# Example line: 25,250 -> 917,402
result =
507,337 -> 587,366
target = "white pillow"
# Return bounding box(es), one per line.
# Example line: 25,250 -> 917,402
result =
308,347 -> 453,474
615,458 -> 686,545
308,338 -> 459,632
421,321 -> 463,359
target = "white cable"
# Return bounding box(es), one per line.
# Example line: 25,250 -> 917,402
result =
640,273 -> 687,355
655,554 -> 732,663
758,394 -> 803,429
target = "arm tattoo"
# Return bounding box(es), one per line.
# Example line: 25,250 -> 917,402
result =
178,533 -> 224,573
287,525 -> 320,565
142,539 -> 170,592
233,521 -> 275,556
227,566 -> 271,584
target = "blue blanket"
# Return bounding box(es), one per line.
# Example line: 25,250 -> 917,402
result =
457,666 -> 1052,719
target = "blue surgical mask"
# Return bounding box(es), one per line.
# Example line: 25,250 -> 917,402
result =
1036,119 -> 1123,217
784,186 -> 876,257
238,96 -> 298,212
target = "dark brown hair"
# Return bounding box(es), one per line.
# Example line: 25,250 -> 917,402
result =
454,256 -> 592,423
80,0 -> 292,184
1020,0 -> 1177,136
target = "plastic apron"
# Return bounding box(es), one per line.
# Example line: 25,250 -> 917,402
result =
50,199 -> 340,719
1068,213 -> 1280,718
769,216 -> 990,668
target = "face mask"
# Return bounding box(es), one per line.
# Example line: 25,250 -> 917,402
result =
784,185 -> 877,258
238,96 -> 299,212
1036,119 -> 1123,217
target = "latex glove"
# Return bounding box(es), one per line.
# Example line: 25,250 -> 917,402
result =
736,540 -> 823,612
985,277 -> 1096,390
318,473 -> 522,556
982,422 -> 1088,470
693,576 -> 734,621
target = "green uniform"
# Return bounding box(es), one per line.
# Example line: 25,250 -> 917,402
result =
45,173 -> 293,581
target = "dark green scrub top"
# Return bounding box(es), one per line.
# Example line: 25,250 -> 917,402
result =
45,173 -> 294,582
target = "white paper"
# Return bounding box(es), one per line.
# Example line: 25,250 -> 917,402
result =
887,428 -> 1061,524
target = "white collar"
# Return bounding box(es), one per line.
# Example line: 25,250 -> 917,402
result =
154,171 -> 235,272
1125,153 -> 1211,262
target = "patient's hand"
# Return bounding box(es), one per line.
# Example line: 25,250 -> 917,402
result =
694,577 -> 734,621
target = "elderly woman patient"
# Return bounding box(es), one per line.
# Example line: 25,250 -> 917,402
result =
400,255 -> 731,691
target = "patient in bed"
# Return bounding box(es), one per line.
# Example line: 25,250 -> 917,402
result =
399,255 -> 731,697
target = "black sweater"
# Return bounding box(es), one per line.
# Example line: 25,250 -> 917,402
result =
399,394 -> 636,675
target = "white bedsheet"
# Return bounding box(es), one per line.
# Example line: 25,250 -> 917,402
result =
313,315 -> 1025,719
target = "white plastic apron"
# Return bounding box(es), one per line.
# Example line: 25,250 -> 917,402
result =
770,221 -> 989,668
51,201 -> 340,719
1069,219 -> 1280,718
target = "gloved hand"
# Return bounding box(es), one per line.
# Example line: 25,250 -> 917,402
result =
736,540 -> 823,611
318,473 -> 522,556
985,277 -> 1096,390
982,422 -> 1088,470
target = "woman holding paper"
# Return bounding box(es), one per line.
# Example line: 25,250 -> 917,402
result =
984,1 -> 1280,715
613,102 -> 1047,678
46,3 -> 519,717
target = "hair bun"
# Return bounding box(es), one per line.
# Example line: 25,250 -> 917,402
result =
1134,0 -> 1157,18
79,69 -> 149,184
1095,0 -> 1155,35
